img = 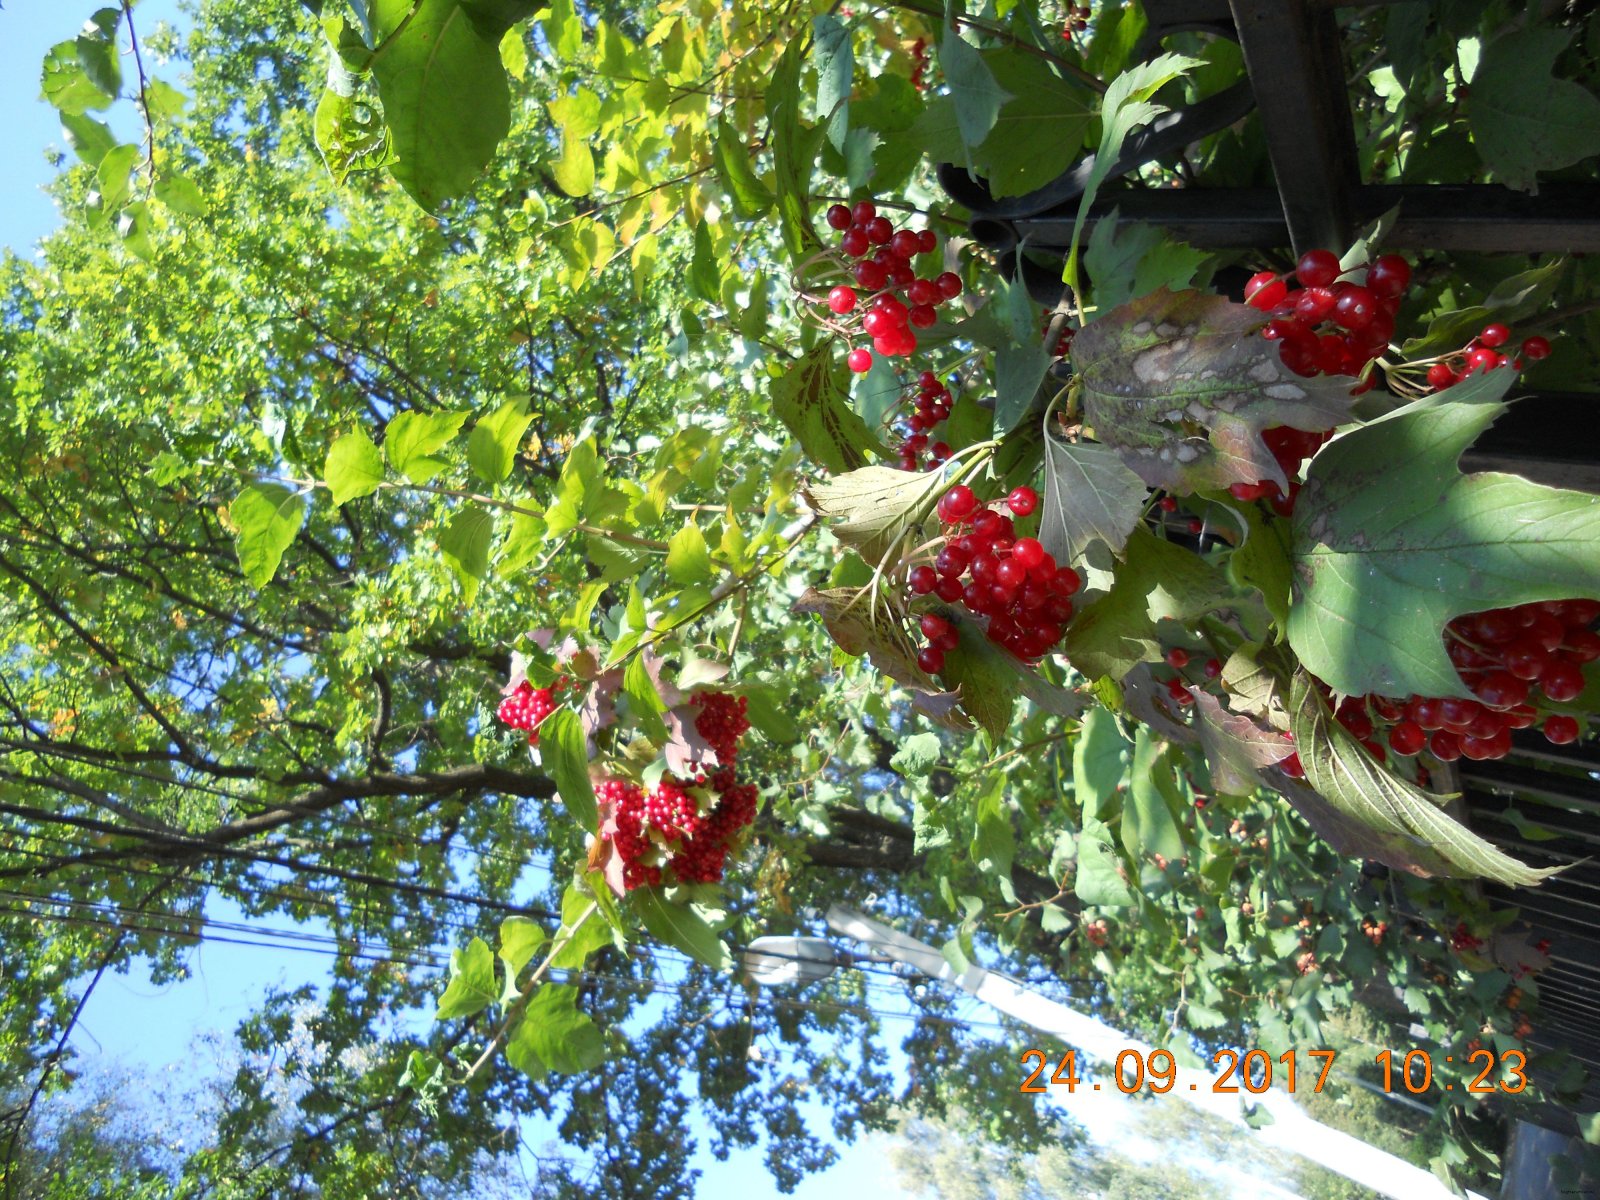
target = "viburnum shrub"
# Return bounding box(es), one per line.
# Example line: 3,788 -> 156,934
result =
496,677 -> 567,744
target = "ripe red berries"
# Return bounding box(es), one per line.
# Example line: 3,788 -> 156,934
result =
1007,486 -> 1038,516
496,678 -> 566,745
1295,249 -> 1341,289
937,484 -> 978,523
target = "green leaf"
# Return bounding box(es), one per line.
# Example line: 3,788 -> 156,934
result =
116,202 -> 155,263
1064,527 -> 1232,679
1400,260 -> 1565,359
324,430 -> 386,504
154,172 -> 208,218
72,8 -> 123,99
1228,499 -> 1293,633
368,0 -> 540,209
1084,212 -> 1210,311
939,29 -> 1010,150
992,340 -> 1052,437
548,87 -> 598,196
1072,705 -> 1130,820
633,889 -> 733,970
314,85 -> 395,184
766,36 -> 823,264
812,15 -> 853,152
1063,53 -> 1201,303
506,984 -> 605,1076
1123,729 -> 1184,862
1288,672 -> 1559,886
385,408 -> 469,483
1469,28 -> 1600,193
59,113 -> 117,165
97,144 -> 140,214
439,508 -> 493,601
1288,370 -> 1600,699
40,30 -> 117,116
769,346 -> 884,473
498,916 -> 548,978
805,465 -> 947,565
970,775 -> 1016,902
971,50 -> 1092,198
466,397 -> 533,485
1190,691 -> 1286,798
711,116 -> 773,219
689,220 -> 720,302
665,521 -> 712,585
945,611 -> 1089,739
1073,288 -> 1360,494
890,731 -> 942,775
230,483 -> 306,589
852,355 -> 900,430
549,884 -> 608,969
435,936 -> 498,1018
622,654 -> 669,742
537,708 -> 596,827
499,506 -> 546,573
1075,810 -> 1135,907
1578,1111 -> 1600,1146
540,0 -> 582,60
1038,435 -> 1147,565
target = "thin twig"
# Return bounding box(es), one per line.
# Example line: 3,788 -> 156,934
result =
120,1 -> 156,186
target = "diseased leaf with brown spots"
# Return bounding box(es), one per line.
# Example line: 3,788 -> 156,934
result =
1072,288 -> 1360,494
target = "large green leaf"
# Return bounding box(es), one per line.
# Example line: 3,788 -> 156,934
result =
230,483 -> 307,589
367,0 -> 541,210
1063,527 -> 1232,680
711,116 -> 773,219
466,397 -> 533,485
1073,289 -> 1361,494
435,936 -> 498,1018
812,14 -> 852,152
1288,673 -> 1558,887
1074,810 -> 1135,907
1122,729 -> 1184,862
970,775 -> 1016,903
769,346 -> 884,473
385,408 -> 469,482
538,708 -> 596,827
944,613 -> 1089,740
805,465 -> 947,565
324,430 -> 386,504
1288,370 -> 1600,699
633,889 -> 733,970
970,50 -> 1092,198
939,29 -> 1010,150
439,507 -> 494,601
1072,705 -> 1130,820
1038,435 -> 1147,565
1469,28 -> 1600,193
505,984 -> 605,1076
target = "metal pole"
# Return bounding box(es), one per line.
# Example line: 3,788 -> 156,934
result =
825,906 -> 1492,1200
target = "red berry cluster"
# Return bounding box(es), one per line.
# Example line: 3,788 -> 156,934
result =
1249,248 -> 1412,381
1277,600 -> 1595,776
1157,646 -> 1223,708
596,692 -> 758,892
910,37 -> 929,91
1425,323 -> 1552,391
496,678 -> 567,745
820,200 -> 963,371
1224,425 -> 1334,515
893,369 -> 955,472
908,484 -> 1080,670
1062,4 -> 1090,36
1041,312 -> 1074,358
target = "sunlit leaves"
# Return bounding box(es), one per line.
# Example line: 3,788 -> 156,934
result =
229,482 -> 307,588
1289,371 -> 1600,699
548,87 -> 600,196
466,397 -> 534,485
538,708 -> 597,827
325,430 -> 386,504
812,15 -> 853,152
970,51 -> 1091,198
435,936 -> 498,1018
939,28 -> 1010,150
632,889 -> 733,970
769,346 -> 883,473
40,8 -> 122,115
506,985 -> 607,1077
1038,434 -> 1146,565
439,508 -> 494,601
385,409 -> 469,483
805,465 -> 948,565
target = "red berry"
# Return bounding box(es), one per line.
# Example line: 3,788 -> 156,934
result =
908,304 -> 937,329
1539,659 -> 1586,703
850,200 -> 877,225
1332,284 -> 1378,331
1295,249 -> 1341,289
1007,486 -> 1039,516
935,272 -> 963,300
907,278 -> 940,306
1365,254 -> 1411,298
1430,730 -> 1462,762
1426,362 -> 1458,391
847,348 -> 873,373
909,565 -> 937,594
1464,346 -> 1502,373
826,203 -> 853,231
1158,496 -> 1178,513
1012,537 -> 1045,570
917,229 -> 938,254
934,574 -> 963,602
1544,714 -> 1581,744
1521,335 -> 1552,360
917,645 -> 945,674
853,259 -> 888,290
937,484 -> 978,523
1474,671 -> 1529,710
1563,629 -> 1600,662
827,285 -> 857,314
920,613 -> 952,640
1165,647 -> 1190,669
865,216 -> 894,245
1203,658 -> 1222,679
1293,286 -> 1337,323
1478,323 -> 1510,348
840,227 -> 869,257
1245,271 -> 1288,311
1278,752 -> 1305,779
891,230 -> 921,258
1389,720 -> 1426,756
